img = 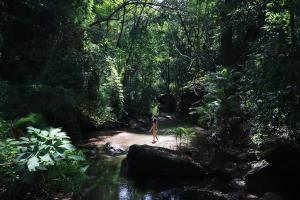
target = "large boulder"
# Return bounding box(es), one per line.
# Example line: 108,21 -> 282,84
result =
124,145 -> 207,178
263,145 -> 300,169
262,145 -> 300,194
245,160 -> 277,195
128,118 -> 148,131
245,145 -> 300,197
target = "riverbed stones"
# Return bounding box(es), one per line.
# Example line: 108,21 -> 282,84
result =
104,142 -> 127,156
229,178 -> 246,191
180,189 -> 229,200
125,144 -> 207,178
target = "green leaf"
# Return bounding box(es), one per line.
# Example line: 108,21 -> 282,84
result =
27,156 -> 40,172
59,144 -> 75,151
40,153 -> 54,164
49,128 -> 62,137
20,137 -> 30,141
52,152 -> 65,160
20,147 -> 28,152
40,130 -> 49,137
68,155 -> 85,161
27,127 -> 40,134
80,165 -> 89,173
37,165 -> 47,170
15,153 -> 26,161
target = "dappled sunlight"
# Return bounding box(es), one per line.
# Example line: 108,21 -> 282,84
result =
85,129 -> 187,150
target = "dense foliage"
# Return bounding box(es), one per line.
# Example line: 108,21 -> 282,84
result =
0,0 -> 299,198
0,127 -> 87,199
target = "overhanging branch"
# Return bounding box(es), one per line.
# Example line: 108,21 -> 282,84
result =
90,0 -> 178,27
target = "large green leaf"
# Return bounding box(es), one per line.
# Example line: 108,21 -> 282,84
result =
27,156 -> 40,172
20,137 -> 30,141
68,155 -> 85,161
40,153 -> 54,164
59,144 -> 76,151
80,165 -> 89,173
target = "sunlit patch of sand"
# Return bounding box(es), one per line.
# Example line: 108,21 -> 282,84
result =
84,130 -> 182,150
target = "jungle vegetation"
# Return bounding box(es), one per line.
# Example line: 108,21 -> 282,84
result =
0,0 -> 299,198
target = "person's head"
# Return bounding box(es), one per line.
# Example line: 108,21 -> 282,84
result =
152,118 -> 157,124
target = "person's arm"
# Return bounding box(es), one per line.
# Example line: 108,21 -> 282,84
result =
149,125 -> 153,132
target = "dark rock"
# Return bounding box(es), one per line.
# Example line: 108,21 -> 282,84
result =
260,192 -> 282,200
246,147 -> 300,196
125,144 -> 207,178
262,145 -> 300,193
236,151 -> 258,162
246,194 -> 259,200
229,178 -> 246,191
236,153 -> 248,161
129,118 -> 148,130
245,160 -> 276,195
226,148 -> 240,158
180,189 -> 229,200
263,145 -> 300,166
104,142 -> 127,156
229,191 -> 245,200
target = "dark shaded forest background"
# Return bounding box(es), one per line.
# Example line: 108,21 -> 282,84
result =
0,0 -> 300,198
1,0 -> 299,141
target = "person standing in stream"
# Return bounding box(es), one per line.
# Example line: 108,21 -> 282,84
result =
149,118 -> 159,143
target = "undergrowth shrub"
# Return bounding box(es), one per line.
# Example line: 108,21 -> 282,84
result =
0,127 -> 88,199
166,127 -> 196,147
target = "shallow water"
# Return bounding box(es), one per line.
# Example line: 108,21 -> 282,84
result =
82,152 -> 184,200
81,123 -> 230,200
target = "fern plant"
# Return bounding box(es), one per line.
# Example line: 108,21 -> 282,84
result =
166,127 -> 196,147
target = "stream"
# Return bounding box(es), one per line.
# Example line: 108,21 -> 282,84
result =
79,116 -> 240,200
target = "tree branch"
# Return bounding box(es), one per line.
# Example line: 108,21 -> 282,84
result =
90,0 -> 178,27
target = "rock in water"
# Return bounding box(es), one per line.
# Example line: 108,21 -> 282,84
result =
104,142 -> 127,156
125,144 -> 207,178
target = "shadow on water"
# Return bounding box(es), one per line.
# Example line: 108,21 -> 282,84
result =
82,151 -> 184,200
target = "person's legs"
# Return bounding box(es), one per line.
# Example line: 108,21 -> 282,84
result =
152,131 -> 156,143
154,130 -> 158,141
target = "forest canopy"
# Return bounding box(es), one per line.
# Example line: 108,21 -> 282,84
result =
1,0 -> 299,143
0,0 -> 300,199
1,0 -> 300,145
